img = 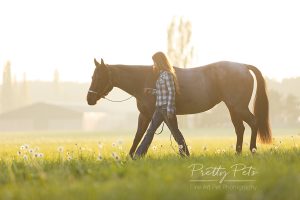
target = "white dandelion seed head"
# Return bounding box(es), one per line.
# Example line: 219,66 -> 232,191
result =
23,154 -> 28,160
216,149 -> 221,154
112,152 -> 120,160
152,145 -> 157,151
67,156 -> 72,161
20,145 -> 25,150
98,142 -> 103,149
28,148 -> 34,154
251,148 -> 257,153
222,149 -> 226,153
34,153 -> 39,158
79,146 -> 85,151
38,153 -> 44,158
17,151 -> 22,156
112,143 -> 116,147
203,146 -> 207,151
114,155 -> 120,161
57,146 -> 64,153
24,144 -> 29,149
97,155 -> 103,161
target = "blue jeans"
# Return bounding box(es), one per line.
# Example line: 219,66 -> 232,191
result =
135,105 -> 190,157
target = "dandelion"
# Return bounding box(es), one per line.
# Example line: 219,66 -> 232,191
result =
79,146 -> 85,151
57,146 -> 64,153
34,153 -> 39,158
216,148 -> 221,154
67,156 -> 72,161
24,144 -> 29,149
38,153 -> 44,158
112,142 -> 117,148
112,152 -> 120,161
222,149 -> 226,153
23,154 -> 28,161
98,142 -> 103,149
28,148 -> 34,154
17,151 -> 22,156
152,145 -> 157,151
20,145 -> 25,150
97,153 -> 103,161
251,148 -> 257,153
274,145 -> 279,150
203,146 -> 207,151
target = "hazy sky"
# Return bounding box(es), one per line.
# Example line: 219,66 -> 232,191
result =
0,0 -> 299,82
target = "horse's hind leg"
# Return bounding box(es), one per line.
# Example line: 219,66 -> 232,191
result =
228,108 -> 245,153
238,109 -> 258,152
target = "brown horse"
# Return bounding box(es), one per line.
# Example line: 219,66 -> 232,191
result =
87,58 -> 272,157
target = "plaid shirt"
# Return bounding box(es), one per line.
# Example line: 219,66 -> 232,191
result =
153,70 -> 176,114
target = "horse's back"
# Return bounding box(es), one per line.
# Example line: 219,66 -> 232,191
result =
174,61 -> 254,114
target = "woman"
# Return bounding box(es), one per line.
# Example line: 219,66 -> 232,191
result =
134,51 -> 190,158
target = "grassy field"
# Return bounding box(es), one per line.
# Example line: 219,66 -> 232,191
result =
0,130 -> 299,200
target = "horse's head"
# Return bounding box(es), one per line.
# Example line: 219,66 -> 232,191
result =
87,58 -> 113,105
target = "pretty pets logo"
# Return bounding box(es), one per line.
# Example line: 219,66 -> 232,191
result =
188,163 -> 258,184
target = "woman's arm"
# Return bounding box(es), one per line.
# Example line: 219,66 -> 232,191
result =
164,72 -> 176,115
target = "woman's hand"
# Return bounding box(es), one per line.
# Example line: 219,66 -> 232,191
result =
144,88 -> 155,95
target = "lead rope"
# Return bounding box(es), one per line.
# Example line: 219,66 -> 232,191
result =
154,122 -> 179,155
155,122 -> 164,135
103,96 -> 134,102
102,91 -> 179,154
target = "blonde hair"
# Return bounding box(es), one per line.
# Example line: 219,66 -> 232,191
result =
152,51 -> 180,94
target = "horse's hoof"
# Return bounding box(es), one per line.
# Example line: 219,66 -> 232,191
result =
251,148 -> 257,154
235,151 -> 242,155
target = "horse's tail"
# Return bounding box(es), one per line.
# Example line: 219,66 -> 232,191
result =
247,65 -> 272,143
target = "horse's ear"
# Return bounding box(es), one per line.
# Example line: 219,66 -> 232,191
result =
94,58 -> 100,68
101,58 -> 105,66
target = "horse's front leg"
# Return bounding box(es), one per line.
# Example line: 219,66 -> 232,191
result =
129,113 -> 151,158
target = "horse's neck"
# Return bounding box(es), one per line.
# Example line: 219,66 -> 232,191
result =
109,65 -> 151,98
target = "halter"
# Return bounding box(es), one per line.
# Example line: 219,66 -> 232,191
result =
88,67 -> 113,99
88,65 -> 134,102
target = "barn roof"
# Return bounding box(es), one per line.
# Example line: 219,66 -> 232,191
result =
0,102 -> 83,120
